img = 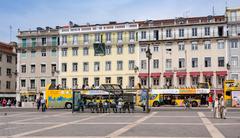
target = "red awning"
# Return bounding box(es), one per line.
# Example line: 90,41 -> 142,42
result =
202,71 -> 214,77
138,73 -> 148,78
216,71 -> 227,77
163,72 -> 173,78
151,73 -> 161,78
190,72 -> 200,77
176,72 -> 187,77
210,89 -> 223,94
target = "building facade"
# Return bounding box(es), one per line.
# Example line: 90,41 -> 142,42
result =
58,22 -> 139,89
17,28 -> 59,106
226,7 -> 240,81
137,16 -> 228,90
0,42 -> 17,100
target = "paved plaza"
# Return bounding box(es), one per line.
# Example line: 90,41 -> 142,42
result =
0,108 -> 240,138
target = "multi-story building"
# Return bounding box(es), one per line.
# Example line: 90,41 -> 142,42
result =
59,22 -> 139,89
17,27 -> 60,106
137,15 -> 228,90
226,7 -> 240,81
0,42 -> 17,100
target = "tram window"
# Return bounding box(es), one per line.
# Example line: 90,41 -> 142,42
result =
226,91 -> 231,96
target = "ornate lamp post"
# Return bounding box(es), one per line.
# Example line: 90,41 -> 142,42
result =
146,44 -> 152,112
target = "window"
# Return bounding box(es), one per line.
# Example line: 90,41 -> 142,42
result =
41,79 -> 45,87
117,32 -> 123,41
231,56 -> 238,67
51,49 -> 56,57
141,31 -> 146,39
153,59 -> 159,69
191,77 -> 199,86
31,64 -> 35,73
166,59 -> 172,69
178,43 -> 185,51
192,58 -> 198,68
22,38 -> 27,47
153,46 -> 159,52
72,78 -> 78,88
204,57 -> 211,67
51,64 -> 56,72
72,47 -> 78,56
0,53 -> 2,61
230,11 -> 237,21
30,79 -> 35,89
218,26 -> 223,36
141,60 -> 146,70
230,40 -> 238,48
166,29 -> 172,38
94,77 -> 100,87
128,44 -> 135,54
61,78 -> 67,89
179,58 -> 185,68
72,35 -> 78,45
106,46 -> 111,55
105,77 -> 111,84
117,45 -> 123,54
231,74 -> 238,80
105,61 -> 111,71
62,35 -> 67,44
192,28 -> 197,36
51,79 -> 56,86
83,78 -> 88,86
141,78 -> 147,86
7,55 -> 12,63
83,34 -> 89,43
62,63 -> 67,72
153,78 -> 159,85
21,50 -> 27,58
41,64 -> 46,73
217,76 -> 225,86
179,29 -> 184,37
83,62 -> 89,72
21,65 -> 26,73
129,60 -> 135,70
141,47 -> 146,52
21,80 -> 26,87
42,37 -> 47,45
153,30 -> 159,40
218,57 -> 225,67
52,37 -> 57,46
204,27 -> 210,36
31,50 -> 36,57
6,68 -> 11,76
117,61 -> 123,70
72,63 -> 78,72
41,49 -> 46,57
129,76 -> 135,88
117,77 -> 123,86
204,41 -> 211,49
191,43 -> 198,50
83,47 -> 89,55
129,31 -> 135,40
217,41 -> 224,49
94,62 -> 100,71
6,81 -> 11,89
62,48 -> 68,56
178,77 -> 185,85
95,33 -> 100,42
106,32 -> 111,41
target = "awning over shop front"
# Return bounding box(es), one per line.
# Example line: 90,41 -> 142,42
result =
190,72 -> 200,77
151,73 -> 161,78
138,73 -> 148,78
20,91 -> 36,96
202,71 -> 214,77
0,93 -> 16,98
216,71 -> 227,77
163,72 -> 173,78
176,72 -> 187,77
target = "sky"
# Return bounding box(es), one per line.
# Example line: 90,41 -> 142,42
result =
0,0 -> 240,43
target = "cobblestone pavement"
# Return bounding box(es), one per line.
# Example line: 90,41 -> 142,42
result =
0,108 -> 240,138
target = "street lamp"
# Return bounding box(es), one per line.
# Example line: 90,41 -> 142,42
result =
146,44 -> 152,112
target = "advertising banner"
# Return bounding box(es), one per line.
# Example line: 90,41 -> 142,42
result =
232,91 -> 240,107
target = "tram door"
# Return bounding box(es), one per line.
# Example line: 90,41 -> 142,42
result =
72,91 -> 81,113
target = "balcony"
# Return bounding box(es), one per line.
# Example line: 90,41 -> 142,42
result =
18,41 -> 59,49
227,16 -> 240,24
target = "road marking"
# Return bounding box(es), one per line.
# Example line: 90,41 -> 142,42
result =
198,112 -> 225,138
152,116 -> 199,118
0,136 -> 212,138
11,114 -> 106,137
107,112 -> 157,137
142,123 -> 203,125
0,112 -> 36,117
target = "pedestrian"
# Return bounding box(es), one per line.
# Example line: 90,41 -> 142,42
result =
41,98 -> 46,112
36,97 -> 41,111
183,97 -> 189,110
130,102 -> 135,113
141,100 -> 146,112
78,99 -> 84,112
103,100 -> 108,113
208,95 -> 213,111
117,98 -> 123,113
89,99 -> 94,113
213,97 -> 219,118
7,99 -> 11,107
123,101 -> 130,113
219,96 -> 226,119
2,98 -> 7,107
99,100 -> 103,113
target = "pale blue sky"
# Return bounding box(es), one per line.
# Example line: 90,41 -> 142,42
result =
0,0 -> 239,43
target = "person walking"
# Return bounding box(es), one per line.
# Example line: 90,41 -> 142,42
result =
123,101 -> 130,113
130,102 -> 135,113
219,96 -> 226,119
36,97 -> 41,111
213,97 -> 219,118
99,100 -> 103,113
2,98 -> 7,107
117,98 -> 123,113
111,100 -> 117,113
41,98 -> 46,112
208,95 -> 213,110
